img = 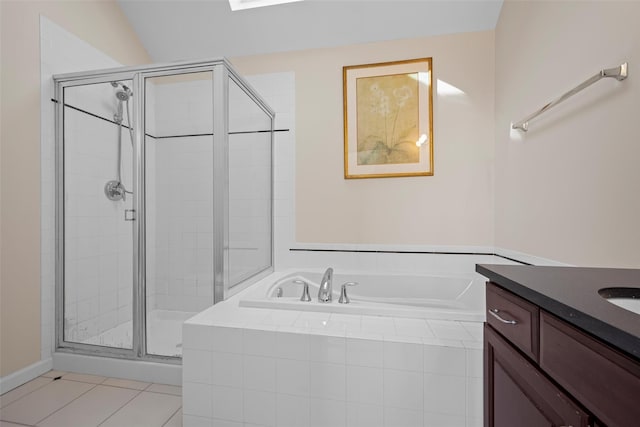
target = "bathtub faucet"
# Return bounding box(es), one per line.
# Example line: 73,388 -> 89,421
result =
318,267 -> 334,302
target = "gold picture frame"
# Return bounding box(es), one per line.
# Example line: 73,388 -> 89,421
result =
343,58 -> 433,179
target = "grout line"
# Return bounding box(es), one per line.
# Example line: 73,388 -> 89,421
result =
0,377 -> 53,409
96,383 -> 151,393
0,421 -> 33,426
143,381 -> 183,396
161,406 -> 182,427
58,377 -> 106,386
143,389 -> 183,396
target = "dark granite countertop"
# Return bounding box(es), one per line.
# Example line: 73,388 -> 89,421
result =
476,264 -> 640,362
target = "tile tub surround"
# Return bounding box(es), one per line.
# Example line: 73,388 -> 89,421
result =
182,292 -> 483,426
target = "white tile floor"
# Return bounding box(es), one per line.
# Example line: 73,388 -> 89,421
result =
0,370 -> 182,427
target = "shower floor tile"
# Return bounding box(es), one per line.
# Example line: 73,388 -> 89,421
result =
0,371 -> 182,427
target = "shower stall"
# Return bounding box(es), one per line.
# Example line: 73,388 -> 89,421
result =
53,59 -> 274,362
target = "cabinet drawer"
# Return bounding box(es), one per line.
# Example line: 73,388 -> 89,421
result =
540,312 -> 640,427
486,282 -> 539,361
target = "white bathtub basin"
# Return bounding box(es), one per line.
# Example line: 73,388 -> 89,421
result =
239,269 -> 486,321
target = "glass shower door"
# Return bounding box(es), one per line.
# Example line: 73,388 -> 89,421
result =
144,71 -> 215,357
61,80 -> 135,351
55,59 -> 274,362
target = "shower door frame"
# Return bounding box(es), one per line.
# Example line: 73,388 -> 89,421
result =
53,59 -> 275,363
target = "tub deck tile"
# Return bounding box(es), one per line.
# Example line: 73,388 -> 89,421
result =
393,318 -> 435,338
427,320 -> 475,341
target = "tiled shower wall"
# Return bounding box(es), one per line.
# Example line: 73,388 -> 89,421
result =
147,135 -> 215,313
243,73 -> 295,272
60,82 -> 135,345
147,75 -> 276,313
226,77 -> 275,289
227,132 -> 272,286
146,77 -> 215,313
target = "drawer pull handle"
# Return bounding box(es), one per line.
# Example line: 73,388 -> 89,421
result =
488,309 -> 518,325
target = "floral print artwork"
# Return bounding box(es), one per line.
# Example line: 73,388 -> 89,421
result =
356,73 -> 419,165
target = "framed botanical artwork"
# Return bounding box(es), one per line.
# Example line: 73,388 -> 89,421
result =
343,58 -> 433,179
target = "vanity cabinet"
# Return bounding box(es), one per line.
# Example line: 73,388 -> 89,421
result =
485,324 -> 590,427
484,281 -> 640,427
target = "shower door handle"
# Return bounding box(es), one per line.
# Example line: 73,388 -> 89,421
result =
125,209 -> 136,221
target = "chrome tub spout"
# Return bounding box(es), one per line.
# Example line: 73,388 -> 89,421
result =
318,267 -> 333,302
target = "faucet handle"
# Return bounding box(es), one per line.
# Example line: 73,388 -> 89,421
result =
338,282 -> 358,304
293,280 -> 311,302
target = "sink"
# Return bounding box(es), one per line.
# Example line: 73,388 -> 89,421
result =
599,287 -> 640,315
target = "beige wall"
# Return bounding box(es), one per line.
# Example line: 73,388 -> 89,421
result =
495,1 -> 640,267
0,1 -> 150,377
232,31 -> 496,245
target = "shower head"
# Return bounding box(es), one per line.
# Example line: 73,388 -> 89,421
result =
112,81 -> 132,101
115,88 -> 131,101
112,81 -> 131,124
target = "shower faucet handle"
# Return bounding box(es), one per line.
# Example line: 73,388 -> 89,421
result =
293,280 -> 311,302
338,282 -> 358,304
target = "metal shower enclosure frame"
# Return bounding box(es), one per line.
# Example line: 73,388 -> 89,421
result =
52,58 -> 275,362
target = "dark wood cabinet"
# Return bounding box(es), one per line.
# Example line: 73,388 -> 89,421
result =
485,324 -> 590,427
485,282 -> 640,427
540,312 -> 640,427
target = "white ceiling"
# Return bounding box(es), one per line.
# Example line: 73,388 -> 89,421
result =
118,0 -> 503,62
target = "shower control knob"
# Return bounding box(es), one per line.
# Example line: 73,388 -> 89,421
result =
104,180 -> 125,201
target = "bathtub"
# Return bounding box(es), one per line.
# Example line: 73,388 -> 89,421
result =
239,269 -> 486,321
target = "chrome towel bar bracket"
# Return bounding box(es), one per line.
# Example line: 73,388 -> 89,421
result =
512,62 -> 628,132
